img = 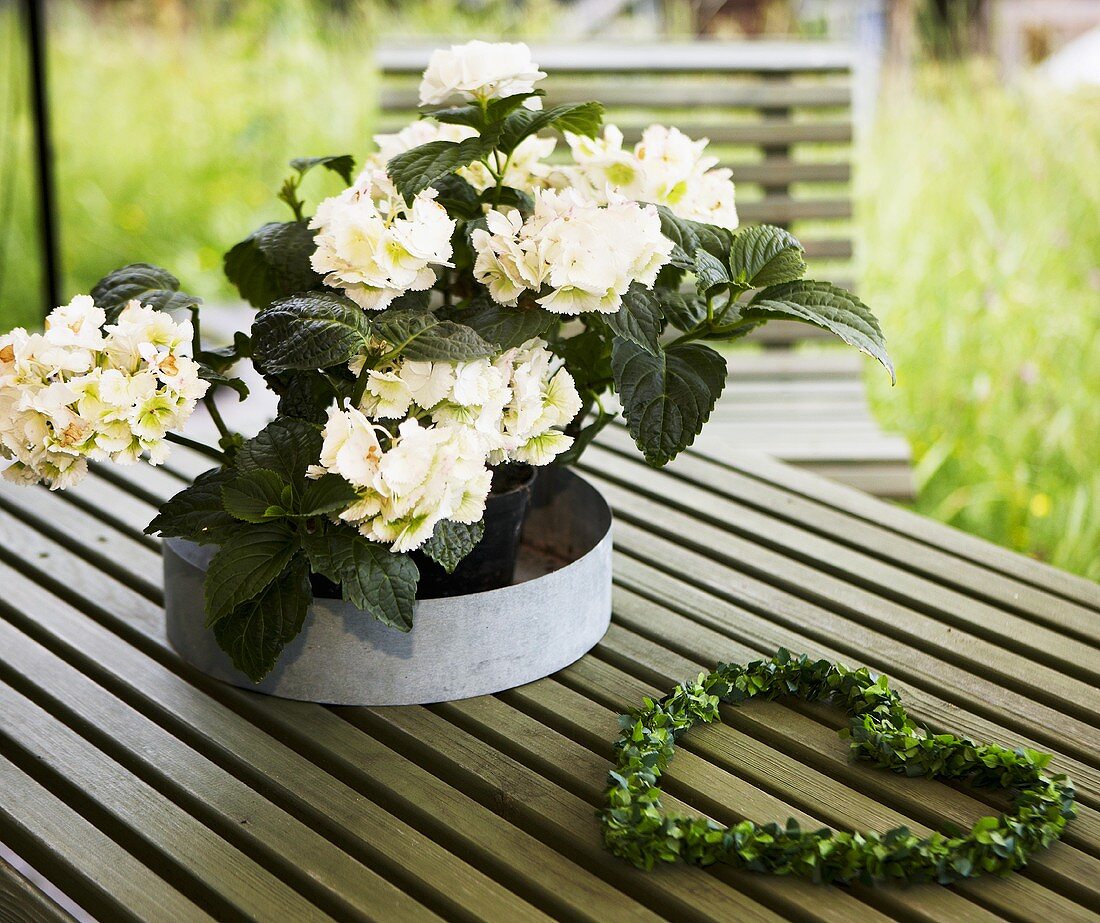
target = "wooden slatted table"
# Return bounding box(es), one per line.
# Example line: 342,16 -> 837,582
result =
0,434 -> 1097,922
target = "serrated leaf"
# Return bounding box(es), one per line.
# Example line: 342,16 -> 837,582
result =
419,520 -> 485,574
145,467 -> 239,544
223,221 -> 322,310
451,297 -> 557,350
237,418 -> 323,495
744,281 -> 894,382
298,474 -> 360,517
693,249 -> 731,294
659,291 -> 708,333
204,521 -> 301,625
252,290 -> 371,372
303,527 -> 418,631
387,137 -> 494,199
729,225 -> 807,288
212,554 -> 312,682
91,263 -> 200,322
606,288 -> 663,354
498,101 -> 604,154
289,154 -> 355,185
222,469 -> 288,523
373,309 -> 495,361
612,340 -> 727,466
655,207 -> 734,269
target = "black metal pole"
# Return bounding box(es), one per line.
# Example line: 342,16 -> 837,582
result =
22,0 -> 60,314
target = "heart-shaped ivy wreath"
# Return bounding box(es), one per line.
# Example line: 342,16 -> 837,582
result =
600,650 -> 1076,885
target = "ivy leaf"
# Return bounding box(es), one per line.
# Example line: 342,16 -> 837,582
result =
212,554 -> 312,683
451,297 -> 557,350
90,263 -> 201,322
237,418 -> 323,495
729,225 -> 807,288
387,137 -> 494,199
204,521 -> 301,626
373,309 -> 495,361
497,101 -> 604,154
302,527 -> 419,631
252,290 -> 371,372
298,475 -> 360,517
222,469 -> 289,522
419,520 -> 485,574
612,339 -> 727,466
659,291 -> 708,333
605,287 -> 663,354
223,221 -> 322,310
289,154 -> 355,185
145,467 -> 239,544
694,249 -> 731,294
743,281 -> 895,382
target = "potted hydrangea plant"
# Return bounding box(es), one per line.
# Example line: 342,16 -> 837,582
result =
0,41 -> 891,704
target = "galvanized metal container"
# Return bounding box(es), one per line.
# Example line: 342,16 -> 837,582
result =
163,467 -> 612,705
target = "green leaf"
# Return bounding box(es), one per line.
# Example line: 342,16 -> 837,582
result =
729,225 -> 807,288
612,340 -> 727,466
252,290 -> 371,372
212,554 -> 312,683
303,527 -> 419,631
222,469 -> 288,522
198,364 -> 249,402
197,330 -> 252,372
223,221 -> 322,310
289,154 -> 355,185
237,418 -> 323,495
451,296 -> 557,350
373,309 -> 495,362
90,263 -> 200,322
265,370 -> 339,425
605,287 -> 663,354
419,520 -> 485,574
744,281 -> 895,382
655,207 -> 734,268
387,137 -> 494,199
145,467 -> 239,544
426,104 -> 486,129
554,324 -> 613,393
298,474 -> 360,517
498,101 -> 604,155
431,173 -> 482,219
204,521 -> 301,625
484,186 -> 534,213
659,291 -> 708,333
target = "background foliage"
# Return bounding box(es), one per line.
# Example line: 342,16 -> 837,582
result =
0,2 -> 1096,578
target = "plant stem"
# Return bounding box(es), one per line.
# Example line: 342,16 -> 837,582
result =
350,359 -> 373,407
203,392 -> 231,442
166,431 -> 226,463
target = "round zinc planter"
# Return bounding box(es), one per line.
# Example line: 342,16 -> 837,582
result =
163,466 -> 612,705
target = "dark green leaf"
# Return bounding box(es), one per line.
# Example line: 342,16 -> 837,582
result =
744,281 -> 894,382
252,289 -> 371,372
198,364 -> 249,401
204,521 -> 301,625
212,554 -> 312,682
303,526 -> 419,631
289,154 -> 355,185
387,137 -> 494,199
659,291 -> 707,333
484,186 -> 534,212
223,221 -> 322,310
237,418 -> 323,494
145,467 -> 239,544
373,309 -> 495,361
266,370 -> 340,424
431,173 -> 482,219
612,340 -> 727,466
605,287 -> 663,354
298,474 -> 360,517
497,101 -> 604,154
554,324 -> 613,393
729,225 -> 806,288
655,207 -> 734,268
222,469 -> 288,522
426,104 -> 485,129
198,331 -> 252,372
90,263 -> 200,322
419,520 -> 485,574
694,249 -> 731,294
452,296 -> 557,350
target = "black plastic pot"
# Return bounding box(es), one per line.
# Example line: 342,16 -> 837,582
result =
412,463 -> 537,599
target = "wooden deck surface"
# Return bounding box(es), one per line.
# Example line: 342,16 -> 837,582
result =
0,435 -> 1096,922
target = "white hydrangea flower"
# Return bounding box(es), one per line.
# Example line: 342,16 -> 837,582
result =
309,170 -> 455,311
418,40 -> 546,107
0,297 -> 208,489
471,188 -> 673,314
562,123 -> 739,229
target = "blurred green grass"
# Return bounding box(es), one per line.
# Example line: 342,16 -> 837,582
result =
0,7 -> 1096,578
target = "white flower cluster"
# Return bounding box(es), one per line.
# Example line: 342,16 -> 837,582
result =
0,296 -> 208,489
310,171 -> 455,311
563,124 -> 739,230
366,120 -> 556,194
311,338 -> 581,551
471,188 -> 673,314
418,40 -> 546,107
